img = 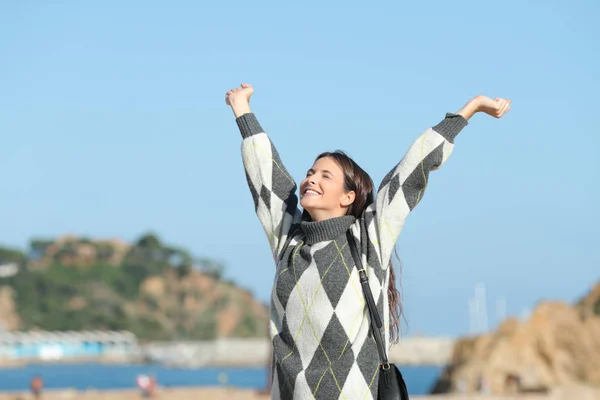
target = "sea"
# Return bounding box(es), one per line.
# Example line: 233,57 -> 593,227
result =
0,364 -> 441,395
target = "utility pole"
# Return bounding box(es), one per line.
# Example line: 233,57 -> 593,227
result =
469,282 -> 489,335
496,297 -> 506,327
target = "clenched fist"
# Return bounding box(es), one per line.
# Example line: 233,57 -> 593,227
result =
225,83 -> 254,106
475,96 -> 511,119
457,95 -> 512,120
225,83 -> 254,118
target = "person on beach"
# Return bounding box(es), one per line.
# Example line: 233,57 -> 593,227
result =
225,83 -> 510,399
29,375 -> 43,399
136,374 -> 156,398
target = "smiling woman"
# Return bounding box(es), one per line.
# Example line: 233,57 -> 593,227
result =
300,151 -> 373,222
225,83 -> 510,400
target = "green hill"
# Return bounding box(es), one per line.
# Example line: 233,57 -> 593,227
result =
0,234 -> 268,340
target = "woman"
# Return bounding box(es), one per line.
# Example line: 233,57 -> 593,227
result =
225,83 -> 510,399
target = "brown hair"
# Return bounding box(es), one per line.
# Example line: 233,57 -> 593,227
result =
305,150 -> 403,343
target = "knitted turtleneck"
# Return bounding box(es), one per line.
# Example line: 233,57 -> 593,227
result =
300,215 -> 356,244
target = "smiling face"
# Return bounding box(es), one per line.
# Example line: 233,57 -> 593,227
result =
299,156 -> 356,221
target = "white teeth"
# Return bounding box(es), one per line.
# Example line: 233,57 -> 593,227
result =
305,190 -> 320,195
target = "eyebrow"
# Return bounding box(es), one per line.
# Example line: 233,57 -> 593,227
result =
307,168 -> 335,176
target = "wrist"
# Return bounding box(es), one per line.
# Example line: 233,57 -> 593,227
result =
470,96 -> 485,113
456,96 -> 481,121
230,100 -> 252,118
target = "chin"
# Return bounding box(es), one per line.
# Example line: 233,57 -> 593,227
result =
300,198 -> 318,212
300,198 -> 310,209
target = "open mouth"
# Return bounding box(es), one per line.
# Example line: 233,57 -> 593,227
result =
302,188 -> 321,198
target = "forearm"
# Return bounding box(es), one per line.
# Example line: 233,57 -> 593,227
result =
456,97 -> 480,120
377,113 -> 467,198
375,113 -> 467,265
374,93 -> 510,262
236,113 -> 301,259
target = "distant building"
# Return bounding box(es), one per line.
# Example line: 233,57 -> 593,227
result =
0,330 -> 138,361
0,263 -> 18,278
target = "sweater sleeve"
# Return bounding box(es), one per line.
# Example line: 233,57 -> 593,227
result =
375,113 -> 468,267
237,113 -> 302,262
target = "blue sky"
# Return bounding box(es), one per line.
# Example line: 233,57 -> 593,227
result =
1,1 -> 598,337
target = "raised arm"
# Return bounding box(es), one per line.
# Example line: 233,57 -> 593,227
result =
226,84 -> 302,261
375,96 -> 511,266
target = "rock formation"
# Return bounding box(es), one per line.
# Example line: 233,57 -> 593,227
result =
0,287 -> 21,331
431,282 -> 600,395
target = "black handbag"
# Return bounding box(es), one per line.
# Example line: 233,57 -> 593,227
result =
346,231 -> 410,400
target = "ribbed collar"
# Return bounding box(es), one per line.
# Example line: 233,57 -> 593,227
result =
300,215 -> 356,245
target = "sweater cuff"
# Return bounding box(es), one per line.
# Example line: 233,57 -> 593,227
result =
236,113 -> 264,139
432,113 -> 468,143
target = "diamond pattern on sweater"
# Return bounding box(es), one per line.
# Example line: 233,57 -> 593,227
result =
356,334 -> 381,400
271,366 -> 280,400
259,184 -> 271,210
273,315 -> 303,398
378,167 -> 395,194
342,362 -> 378,399
402,142 -> 445,210
368,239 -> 386,283
276,357 -> 297,399
270,280 -> 285,336
336,277 -> 366,340
305,313 -> 355,398
313,241 -> 350,309
292,372 -> 314,399
388,174 -> 401,204
270,141 -> 296,201
244,171 -> 260,211
288,259 -> 334,368
274,257 -> 296,310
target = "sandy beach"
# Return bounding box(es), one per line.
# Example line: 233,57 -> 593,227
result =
1,385 -> 599,400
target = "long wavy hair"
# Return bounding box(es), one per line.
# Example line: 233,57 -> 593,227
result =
303,150 -> 404,343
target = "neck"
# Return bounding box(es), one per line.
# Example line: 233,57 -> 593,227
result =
306,208 -> 347,222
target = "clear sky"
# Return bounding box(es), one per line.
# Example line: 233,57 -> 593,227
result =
1,1 -> 598,337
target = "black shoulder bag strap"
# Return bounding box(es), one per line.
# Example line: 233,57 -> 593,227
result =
346,230 -> 409,400
346,231 -> 388,364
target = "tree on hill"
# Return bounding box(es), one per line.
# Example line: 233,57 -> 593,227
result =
0,233 -> 266,340
0,246 -> 26,265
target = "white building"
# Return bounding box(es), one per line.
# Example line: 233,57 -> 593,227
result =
0,330 -> 138,360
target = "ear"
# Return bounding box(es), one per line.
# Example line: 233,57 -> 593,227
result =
340,191 -> 356,207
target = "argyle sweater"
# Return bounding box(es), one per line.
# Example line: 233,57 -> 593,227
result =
237,112 -> 467,400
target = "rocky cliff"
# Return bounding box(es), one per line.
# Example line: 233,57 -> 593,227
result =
0,287 -> 21,331
133,269 -> 269,339
431,282 -> 600,395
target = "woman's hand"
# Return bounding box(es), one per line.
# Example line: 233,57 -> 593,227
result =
225,83 -> 254,105
225,83 -> 254,117
475,96 -> 511,118
457,95 -> 512,120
